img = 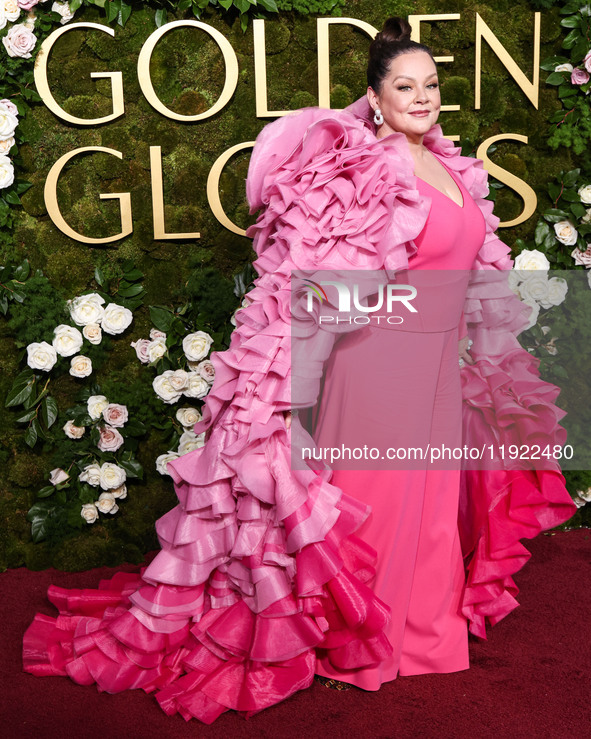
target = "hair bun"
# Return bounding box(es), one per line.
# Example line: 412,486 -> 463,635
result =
378,17 -> 412,44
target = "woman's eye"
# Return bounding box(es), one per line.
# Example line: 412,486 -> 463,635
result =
397,85 -> 411,91
428,82 -> 439,89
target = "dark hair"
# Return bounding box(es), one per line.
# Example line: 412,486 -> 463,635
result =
367,17 -> 435,93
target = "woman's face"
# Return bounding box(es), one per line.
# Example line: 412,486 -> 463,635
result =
367,50 -> 440,144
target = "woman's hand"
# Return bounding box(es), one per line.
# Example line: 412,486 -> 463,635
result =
458,336 -> 474,368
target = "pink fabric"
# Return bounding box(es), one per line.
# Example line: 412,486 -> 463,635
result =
22,100 -> 577,722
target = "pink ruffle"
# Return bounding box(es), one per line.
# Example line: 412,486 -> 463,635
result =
23,102 -> 576,722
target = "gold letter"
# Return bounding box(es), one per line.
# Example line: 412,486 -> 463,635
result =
475,13 -> 540,109
34,23 -> 124,125
150,146 -> 201,239
207,142 -> 254,236
253,19 -> 292,118
138,20 -> 238,121
317,18 -> 378,109
44,147 -> 132,243
477,134 -> 537,228
407,14 -> 461,113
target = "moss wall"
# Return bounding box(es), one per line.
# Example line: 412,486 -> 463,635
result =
0,1 -> 575,570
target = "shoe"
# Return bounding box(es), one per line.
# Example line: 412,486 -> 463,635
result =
314,675 -> 353,691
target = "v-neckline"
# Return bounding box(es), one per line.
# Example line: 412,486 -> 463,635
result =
414,154 -> 465,209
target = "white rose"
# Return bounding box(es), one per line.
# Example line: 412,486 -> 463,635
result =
578,487 -> 591,502
544,276 -> 568,308
184,372 -> 209,399
49,467 -> 69,486
513,249 -> 550,277
99,462 -> 126,490
69,355 -> 92,378
63,419 -> 85,439
83,323 -> 102,345
554,63 -> 574,73
0,103 -> 18,140
97,425 -> 124,453
68,293 -> 105,326
131,338 -> 151,364
147,337 -> 167,363
0,99 -> 18,116
518,275 -> 550,306
182,331 -> 213,362
178,430 -> 205,455
522,298 -> 540,330
571,246 -> 591,267
149,328 -> 166,340
176,406 -> 202,428
96,492 -> 119,515
582,208 -> 591,224
169,369 -> 189,391
508,270 -> 522,295
2,23 -> 36,58
101,303 -> 133,335
111,484 -> 127,500
155,451 -> 180,476
0,154 -> 14,189
578,185 -> 591,205
81,503 -> 98,524
79,463 -> 101,486
195,360 -> 215,384
0,137 -> 15,154
87,394 -> 108,420
553,220 -> 578,246
51,1 -> 75,24
3,2 -> 20,23
26,341 -> 57,372
153,371 -> 182,404
52,324 -> 83,357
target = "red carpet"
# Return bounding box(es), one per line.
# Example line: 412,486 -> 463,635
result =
2,530 -> 590,739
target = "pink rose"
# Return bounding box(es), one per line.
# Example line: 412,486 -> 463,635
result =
2,24 -> 36,59
571,246 -> 591,267
196,359 -> 215,384
0,99 -> 18,117
102,403 -> 128,428
97,425 -> 124,453
131,338 -> 151,364
149,328 -> 166,340
571,67 -> 590,86
17,0 -> 39,9
584,50 -> 591,74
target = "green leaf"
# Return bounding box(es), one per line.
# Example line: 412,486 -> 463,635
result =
149,305 -> 174,332
541,56 -> 569,71
37,485 -> 55,499
28,503 -> 51,543
6,376 -> 35,407
106,1 -> 119,23
155,8 -> 167,27
543,208 -> 571,223
562,29 -> 579,49
572,37 -> 589,64
70,0 -> 83,11
42,396 -> 59,428
117,283 -> 144,298
94,266 -> 105,287
119,2 -> 132,25
545,72 -> 566,86
25,422 -> 38,448
561,16 -> 581,28
563,169 -> 581,187
14,259 -> 30,281
119,456 -> 143,479
122,268 -> 143,282
14,407 -> 37,423
257,0 -> 278,10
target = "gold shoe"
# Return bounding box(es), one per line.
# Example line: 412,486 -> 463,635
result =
314,675 -> 353,691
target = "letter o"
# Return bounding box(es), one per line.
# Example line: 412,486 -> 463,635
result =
138,20 -> 239,121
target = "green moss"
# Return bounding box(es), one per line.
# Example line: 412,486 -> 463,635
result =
8,452 -> 44,489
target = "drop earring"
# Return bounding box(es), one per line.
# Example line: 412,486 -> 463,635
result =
373,108 -> 384,126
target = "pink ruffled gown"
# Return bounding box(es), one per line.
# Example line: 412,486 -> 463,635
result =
22,104 -> 576,724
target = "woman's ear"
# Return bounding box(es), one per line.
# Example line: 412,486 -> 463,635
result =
367,86 -> 379,112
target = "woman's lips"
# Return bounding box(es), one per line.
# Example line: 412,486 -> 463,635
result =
409,111 -> 430,117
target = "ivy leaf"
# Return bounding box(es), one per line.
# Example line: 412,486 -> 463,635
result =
42,396 -> 59,429
155,8 -> 167,27
119,2 -> 132,26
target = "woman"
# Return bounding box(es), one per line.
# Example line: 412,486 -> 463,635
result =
23,17 -> 576,723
